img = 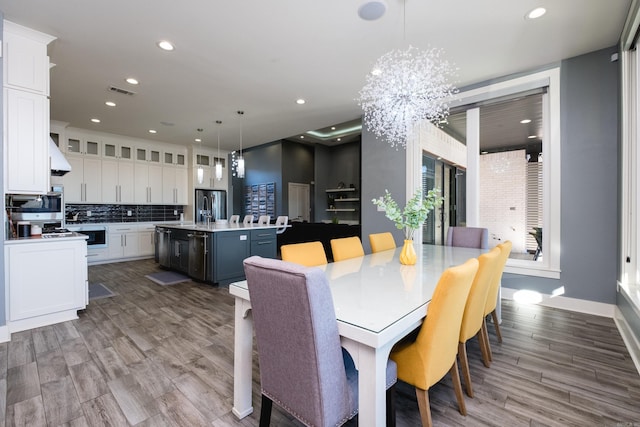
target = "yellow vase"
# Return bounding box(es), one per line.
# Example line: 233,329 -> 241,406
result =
399,239 -> 417,265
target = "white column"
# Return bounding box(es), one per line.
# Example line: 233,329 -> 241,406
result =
466,108 -> 480,226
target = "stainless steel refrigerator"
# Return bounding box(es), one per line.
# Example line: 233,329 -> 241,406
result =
194,189 -> 227,224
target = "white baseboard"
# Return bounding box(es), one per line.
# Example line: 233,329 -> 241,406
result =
501,287 -> 616,318
0,326 -> 10,343
614,307 -> 640,375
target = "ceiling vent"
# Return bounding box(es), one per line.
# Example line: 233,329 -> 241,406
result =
108,86 -> 136,96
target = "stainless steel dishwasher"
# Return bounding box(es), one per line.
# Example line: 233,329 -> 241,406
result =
156,227 -> 172,267
188,232 -> 208,281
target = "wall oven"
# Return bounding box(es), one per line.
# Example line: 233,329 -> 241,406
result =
69,225 -> 107,248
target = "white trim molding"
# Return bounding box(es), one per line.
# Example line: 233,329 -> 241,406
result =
501,287 -> 615,318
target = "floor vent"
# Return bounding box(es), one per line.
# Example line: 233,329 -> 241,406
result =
108,85 -> 136,96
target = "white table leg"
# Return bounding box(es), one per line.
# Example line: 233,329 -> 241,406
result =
355,344 -> 390,427
232,298 -> 254,419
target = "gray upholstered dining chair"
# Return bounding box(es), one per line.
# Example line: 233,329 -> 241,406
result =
446,226 -> 489,249
243,256 -> 397,427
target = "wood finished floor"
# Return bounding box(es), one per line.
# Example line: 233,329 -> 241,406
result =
1,258 -> 639,426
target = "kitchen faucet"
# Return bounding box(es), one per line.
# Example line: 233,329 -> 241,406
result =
202,195 -> 212,226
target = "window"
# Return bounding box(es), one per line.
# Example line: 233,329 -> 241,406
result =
421,68 -> 561,278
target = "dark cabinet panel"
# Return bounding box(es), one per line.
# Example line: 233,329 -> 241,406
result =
250,229 -> 277,258
214,230 -> 250,284
171,239 -> 189,273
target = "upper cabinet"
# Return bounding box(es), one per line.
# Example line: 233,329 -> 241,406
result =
3,21 -> 55,95
3,21 -> 55,194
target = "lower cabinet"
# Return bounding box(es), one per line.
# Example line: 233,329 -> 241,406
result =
170,228 -> 190,273
214,230 -> 250,284
250,229 -> 277,258
138,225 -> 156,257
6,238 -> 88,332
108,225 -> 139,259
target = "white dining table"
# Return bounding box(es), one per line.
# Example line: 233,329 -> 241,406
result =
229,243 -> 487,426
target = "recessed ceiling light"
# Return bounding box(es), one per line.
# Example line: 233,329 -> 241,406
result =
105,101 -> 116,107
337,138 -> 342,142
331,126 -> 336,130
528,135 -> 537,139
91,118 -> 100,123
526,7 -> 546,20
157,40 -> 175,51
195,138 -> 202,142
300,135 -> 305,139
126,77 -> 139,85
296,98 -> 306,105
148,129 -> 157,134
520,119 -> 532,124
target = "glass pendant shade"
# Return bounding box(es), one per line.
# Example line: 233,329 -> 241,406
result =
197,165 -> 204,184
237,157 -> 245,179
215,162 -> 223,180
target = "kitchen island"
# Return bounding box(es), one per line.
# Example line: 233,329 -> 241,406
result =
155,222 -> 280,285
4,233 -> 89,334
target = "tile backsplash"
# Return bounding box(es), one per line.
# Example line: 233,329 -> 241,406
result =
65,204 -> 184,224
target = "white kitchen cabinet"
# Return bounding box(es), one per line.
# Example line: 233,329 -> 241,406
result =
63,156 -> 102,203
136,147 -> 161,163
138,224 -> 156,257
3,21 -> 55,95
162,165 -> 188,204
6,237 -> 88,332
102,159 -> 134,203
103,140 -> 133,160
134,163 -> 163,204
66,136 -> 100,156
4,88 -> 50,193
108,225 -> 139,259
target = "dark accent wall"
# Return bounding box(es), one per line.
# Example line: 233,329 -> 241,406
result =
314,140 -> 361,223
360,125 -> 406,253
281,141 -> 314,216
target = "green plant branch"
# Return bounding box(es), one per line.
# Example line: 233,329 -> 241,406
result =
372,189 -> 444,240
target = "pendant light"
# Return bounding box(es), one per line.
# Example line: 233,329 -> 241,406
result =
215,120 -> 223,181
237,110 -> 245,178
196,128 -> 204,184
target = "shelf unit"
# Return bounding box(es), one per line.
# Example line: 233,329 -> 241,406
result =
326,188 -> 360,223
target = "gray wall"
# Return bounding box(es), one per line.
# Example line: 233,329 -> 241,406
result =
0,16 -> 5,326
360,125 -> 406,254
559,46 -> 619,303
359,46 -> 620,304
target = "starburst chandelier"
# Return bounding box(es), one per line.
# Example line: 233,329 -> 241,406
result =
358,45 -> 457,148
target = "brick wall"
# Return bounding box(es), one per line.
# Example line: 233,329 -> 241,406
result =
480,150 -> 527,253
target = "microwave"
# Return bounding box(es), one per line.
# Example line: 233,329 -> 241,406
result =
6,190 -> 64,225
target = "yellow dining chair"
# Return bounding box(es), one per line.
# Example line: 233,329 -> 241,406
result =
482,240 -> 512,363
280,241 -> 328,267
458,247 -> 501,397
330,236 -> 365,261
369,232 -> 397,253
390,257 -> 479,427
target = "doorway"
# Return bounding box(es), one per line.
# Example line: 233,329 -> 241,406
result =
288,182 -> 310,222
422,154 -> 462,245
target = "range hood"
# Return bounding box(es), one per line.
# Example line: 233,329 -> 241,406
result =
50,137 -> 72,176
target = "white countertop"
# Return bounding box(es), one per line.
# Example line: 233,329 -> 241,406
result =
155,222 -> 281,232
5,232 -> 89,245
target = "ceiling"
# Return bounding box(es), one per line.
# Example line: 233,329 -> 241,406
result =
0,0 -> 631,152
